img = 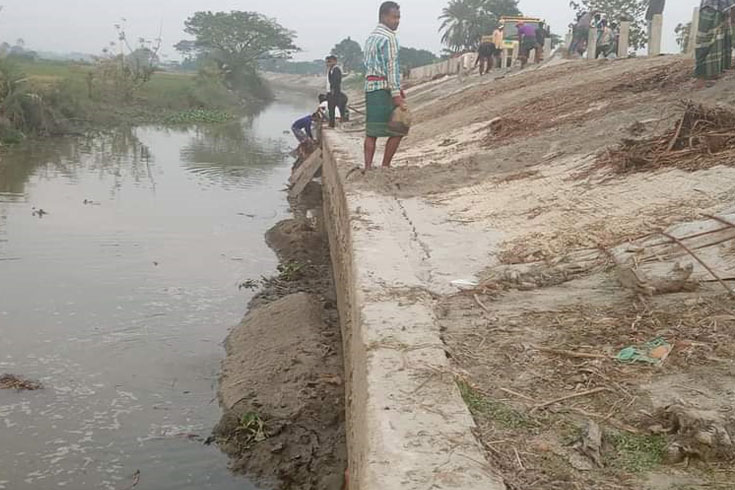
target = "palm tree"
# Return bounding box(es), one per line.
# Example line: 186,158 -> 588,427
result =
439,0 -> 521,53
439,0 -> 484,53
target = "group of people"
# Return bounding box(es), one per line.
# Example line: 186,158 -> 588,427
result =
290,56 -> 350,146
568,11 -> 620,59
474,21 -> 550,74
292,1 -> 407,170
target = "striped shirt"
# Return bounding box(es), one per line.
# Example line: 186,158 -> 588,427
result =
701,0 -> 735,11
364,24 -> 401,96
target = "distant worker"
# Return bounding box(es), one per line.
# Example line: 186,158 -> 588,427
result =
516,21 -> 538,68
694,0 -> 735,83
291,113 -> 317,144
569,10 -> 593,57
535,22 -> 548,63
610,21 -> 620,56
363,1 -> 406,170
596,19 -> 615,58
475,37 -> 497,75
493,25 -> 505,67
326,55 -> 349,128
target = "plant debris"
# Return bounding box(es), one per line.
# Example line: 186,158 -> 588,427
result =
0,374 -> 43,391
593,100 -> 735,175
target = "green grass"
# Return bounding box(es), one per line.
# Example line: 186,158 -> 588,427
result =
2,58 -> 242,133
235,411 -> 269,446
457,379 -> 533,429
608,431 -> 666,473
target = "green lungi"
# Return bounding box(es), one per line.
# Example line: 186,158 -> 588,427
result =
695,8 -> 733,79
365,89 -> 406,138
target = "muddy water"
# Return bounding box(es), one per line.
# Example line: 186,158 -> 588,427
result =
0,92 -> 314,489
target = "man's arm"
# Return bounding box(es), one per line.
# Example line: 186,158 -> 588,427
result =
332,67 -> 342,94
385,35 -> 402,100
305,119 -> 314,140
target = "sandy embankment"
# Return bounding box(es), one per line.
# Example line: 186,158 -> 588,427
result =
214,182 -> 347,490
327,54 -> 735,489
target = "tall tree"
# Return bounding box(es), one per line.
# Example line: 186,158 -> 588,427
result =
569,0 -> 648,50
175,11 -> 298,89
330,37 -> 364,73
439,0 -> 521,53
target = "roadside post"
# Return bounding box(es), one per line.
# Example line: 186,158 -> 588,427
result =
649,13 -> 663,56
618,21 -> 630,58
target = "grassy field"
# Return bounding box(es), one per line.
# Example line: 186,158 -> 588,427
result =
0,57 -> 251,141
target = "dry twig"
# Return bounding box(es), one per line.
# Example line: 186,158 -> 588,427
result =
532,387 -> 610,412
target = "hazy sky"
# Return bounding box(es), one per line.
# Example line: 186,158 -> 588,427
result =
0,1 -> 693,60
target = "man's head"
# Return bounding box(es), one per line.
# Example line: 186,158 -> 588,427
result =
326,55 -> 338,68
379,2 -> 401,31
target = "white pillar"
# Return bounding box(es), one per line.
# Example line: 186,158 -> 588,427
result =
587,27 -> 598,60
511,44 -> 519,65
501,48 -> 508,69
529,48 -> 536,63
544,37 -> 552,59
649,13 -> 663,56
618,21 -> 630,58
688,7 -> 700,57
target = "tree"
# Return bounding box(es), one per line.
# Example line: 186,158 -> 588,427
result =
439,0 -> 521,53
569,0 -> 648,50
331,37 -> 363,73
175,11 -> 298,90
675,22 -> 691,53
399,47 -> 438,76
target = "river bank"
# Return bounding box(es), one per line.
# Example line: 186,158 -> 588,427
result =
319,54 -> 735,489
214,181 -> 347,490
0,58 -> 272,145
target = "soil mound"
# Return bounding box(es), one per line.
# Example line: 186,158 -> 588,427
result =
215,293 -> 346,490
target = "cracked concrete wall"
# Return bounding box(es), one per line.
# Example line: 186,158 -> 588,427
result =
320,133 -> 506,490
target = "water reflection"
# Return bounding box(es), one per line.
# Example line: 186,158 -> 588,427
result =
0,128 -> 155,198
0,91 -> 316,489
180,119 -> 288,186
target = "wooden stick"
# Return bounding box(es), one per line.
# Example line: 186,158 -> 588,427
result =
703,213 -> 735,230
532,387 -> 610,412
473,294 -> 491,313
531,345 -> 610,359
659,231 -> 735,298
513,447 -> 526,471
499,387 -> 536,403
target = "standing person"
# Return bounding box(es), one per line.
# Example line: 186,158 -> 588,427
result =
569,10 -> 593,57
493,25 -> 505,68
326,55 -> 349,128
474,37 -> 496,75
363,1 -> 406,170
516,21 -> 538,68
596,19 -> 615,58
535,22 -> 547,63
695,0 -> 735,81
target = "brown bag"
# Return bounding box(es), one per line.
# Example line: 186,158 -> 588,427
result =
388,105 -> 412,136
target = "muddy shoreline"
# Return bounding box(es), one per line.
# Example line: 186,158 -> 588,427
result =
214,180 -> 347,490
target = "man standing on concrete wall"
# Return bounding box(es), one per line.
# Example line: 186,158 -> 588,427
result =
363,1 -> 407,170
326,55 -> 349,128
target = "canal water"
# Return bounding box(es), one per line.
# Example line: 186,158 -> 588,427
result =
0,92 -> 314,489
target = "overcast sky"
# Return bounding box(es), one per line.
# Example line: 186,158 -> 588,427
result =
1,1 -> 693,60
